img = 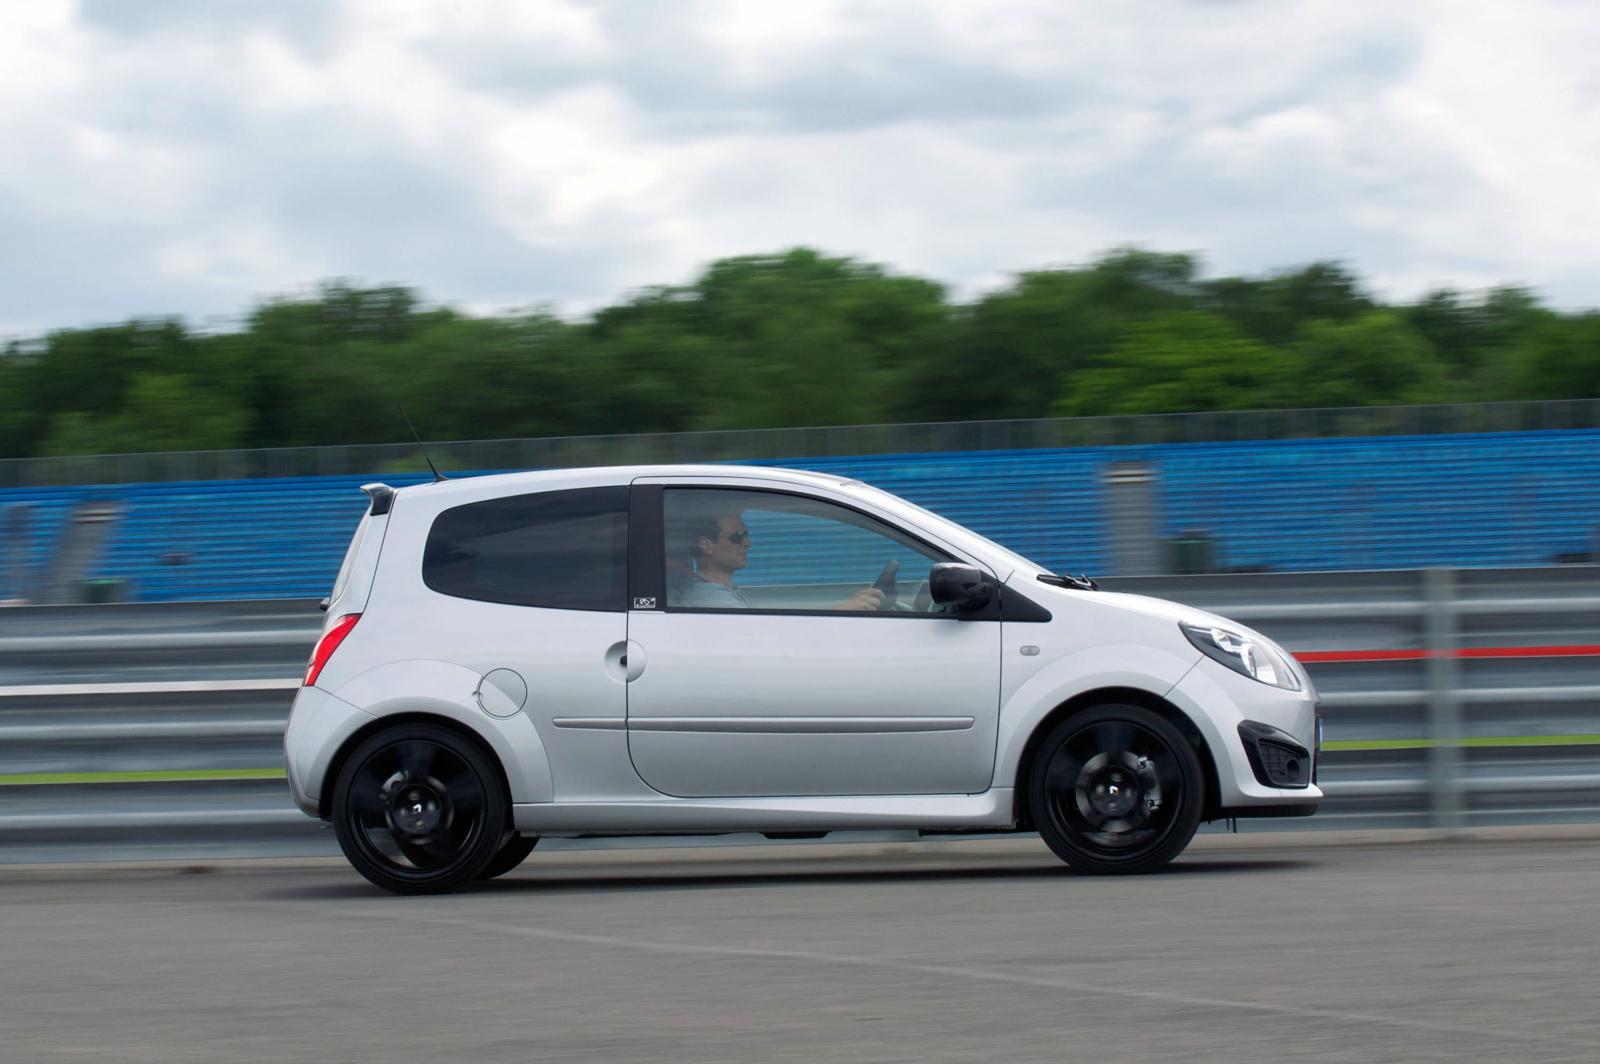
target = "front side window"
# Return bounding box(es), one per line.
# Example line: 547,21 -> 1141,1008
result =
424,486 -> 627,611
663,488 -> 954,613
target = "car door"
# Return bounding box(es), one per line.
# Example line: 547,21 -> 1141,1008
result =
624,480 -> 1002,798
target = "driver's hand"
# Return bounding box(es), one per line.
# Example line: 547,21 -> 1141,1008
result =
839,587 -> 885,612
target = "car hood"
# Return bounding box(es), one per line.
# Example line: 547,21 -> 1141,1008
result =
1093,590 -> 1238,629
1030,583 -> 1314,694
1033,584 -> 1242,632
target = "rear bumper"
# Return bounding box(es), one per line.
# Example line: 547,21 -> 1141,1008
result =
283,686 -> 322,817
283,685 -> 374,818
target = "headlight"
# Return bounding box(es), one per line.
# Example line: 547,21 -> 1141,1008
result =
1181,622 -> 1302,690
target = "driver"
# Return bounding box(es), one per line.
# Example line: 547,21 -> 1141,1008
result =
677,508 -> 884,611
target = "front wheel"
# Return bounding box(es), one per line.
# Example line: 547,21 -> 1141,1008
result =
477,833 -> 539,881
1028,704 -> 1203,875
332,723 -> 508,894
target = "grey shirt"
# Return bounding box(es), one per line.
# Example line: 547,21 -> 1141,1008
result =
676,574 -> 757,609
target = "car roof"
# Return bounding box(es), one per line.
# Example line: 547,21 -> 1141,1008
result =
382,463 -> 1036,580
390,464 -> 857,502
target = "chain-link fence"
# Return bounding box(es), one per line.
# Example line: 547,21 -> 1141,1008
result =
3,399 -> 1598,488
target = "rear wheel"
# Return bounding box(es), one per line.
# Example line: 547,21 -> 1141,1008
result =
477,833 -> 539,880
332,723 -> 507,894
1029,704 -> 1203,875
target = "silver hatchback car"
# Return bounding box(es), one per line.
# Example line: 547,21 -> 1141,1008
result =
286,465 -> 1321,893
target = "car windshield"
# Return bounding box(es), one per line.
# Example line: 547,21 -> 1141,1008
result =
840,481 -> 1049,579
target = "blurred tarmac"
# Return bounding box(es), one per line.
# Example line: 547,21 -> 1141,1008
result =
3,828 -> 1599,1063
3,822 -> 1599,874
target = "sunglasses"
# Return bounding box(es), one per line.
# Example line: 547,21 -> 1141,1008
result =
723,530 -> 750,545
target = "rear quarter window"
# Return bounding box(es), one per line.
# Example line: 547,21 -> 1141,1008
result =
422,486 -> 627,612
329,511 -> 371,606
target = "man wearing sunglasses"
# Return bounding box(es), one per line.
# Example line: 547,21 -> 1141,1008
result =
678,511 -> 759,609
676,508 -> 883,611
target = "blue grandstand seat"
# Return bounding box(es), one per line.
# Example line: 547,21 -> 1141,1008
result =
1,489 -> 93,600
0,430 -> 1595,602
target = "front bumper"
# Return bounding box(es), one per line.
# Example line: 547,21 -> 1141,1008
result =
1237,719 -> 1314,789
1164,657 -> 1324,813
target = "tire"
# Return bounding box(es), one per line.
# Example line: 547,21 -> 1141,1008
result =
477,833 -> 539,881
332,723 -> 508,895
1028,704 -> 1203,875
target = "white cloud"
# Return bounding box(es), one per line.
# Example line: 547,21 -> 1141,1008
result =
3,0 -> 1599,338
0,0 -> 81,100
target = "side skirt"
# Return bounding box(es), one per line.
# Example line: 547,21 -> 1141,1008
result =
513,789 -> 1016,836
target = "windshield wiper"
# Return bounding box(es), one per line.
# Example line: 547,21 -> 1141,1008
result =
1038,572 -> 1099,591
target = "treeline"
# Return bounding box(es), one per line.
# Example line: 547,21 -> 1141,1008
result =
1,247 -> 1596,458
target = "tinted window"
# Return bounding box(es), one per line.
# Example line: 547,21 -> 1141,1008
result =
329,510 -> 371,606
663,488 -> 952,612
424,487 -> 627,611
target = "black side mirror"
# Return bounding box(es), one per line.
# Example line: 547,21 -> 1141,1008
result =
929,563 -> 993,612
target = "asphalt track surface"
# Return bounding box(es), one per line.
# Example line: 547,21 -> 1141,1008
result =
2,829 -> 1598,1064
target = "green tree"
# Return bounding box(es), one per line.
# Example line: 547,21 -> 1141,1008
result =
916,249 -> 1201,420
670,248 -> 949,430
585,285 -> 721,435
1052,311 -> 1299,416
395,314 -> 597,442
246,282 -> 441,347
1292,312 -> 1450,408
1509,313 -> 1600,400
1205,262 -> 1373,347
1404,287 -> 1556,400
39,373 -> 248,455
0,347 -> 40,458
1,248 -> 1595,461
232,283 -> 457,447
21,320 -> 197,430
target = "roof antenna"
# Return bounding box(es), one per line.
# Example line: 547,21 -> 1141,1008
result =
396,401 -> 447,482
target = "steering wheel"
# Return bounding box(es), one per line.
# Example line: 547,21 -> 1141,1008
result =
871,559 -> 900,610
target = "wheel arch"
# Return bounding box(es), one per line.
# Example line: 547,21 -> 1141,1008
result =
320,658 -> 555,812
1009,686 -> 1222,829
318,711 -> 514,821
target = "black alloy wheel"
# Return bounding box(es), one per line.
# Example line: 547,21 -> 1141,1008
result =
332,723 -> 507,894
477,833 -> 540,881
1029,704 -> 1203,875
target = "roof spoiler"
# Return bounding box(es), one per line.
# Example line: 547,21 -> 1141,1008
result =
361,483 -> 396,516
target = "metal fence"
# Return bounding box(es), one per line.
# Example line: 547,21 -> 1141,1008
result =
4,399 -> 1599,488
0,566 -> 1596,862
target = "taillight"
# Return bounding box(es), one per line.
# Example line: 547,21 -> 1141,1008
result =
304,613 -> 361,687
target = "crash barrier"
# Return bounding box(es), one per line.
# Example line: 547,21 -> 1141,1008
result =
4,426 -> 1599,604
0,566 -> 1595,861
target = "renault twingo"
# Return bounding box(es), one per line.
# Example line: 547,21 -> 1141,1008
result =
285,466 -> 1320,893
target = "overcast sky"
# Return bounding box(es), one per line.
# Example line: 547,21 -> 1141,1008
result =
3,0 -> 1598,338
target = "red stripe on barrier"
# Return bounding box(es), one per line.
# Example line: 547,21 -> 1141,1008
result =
1294,645 -> 1600,663
1456,645 -> 1600,659
1295,649 -> 1429,662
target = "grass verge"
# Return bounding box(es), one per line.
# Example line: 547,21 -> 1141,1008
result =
0,768 -> 287,786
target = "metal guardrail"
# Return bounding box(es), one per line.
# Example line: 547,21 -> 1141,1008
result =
3,399 -> 1598,487
0,566 -> 1596,861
